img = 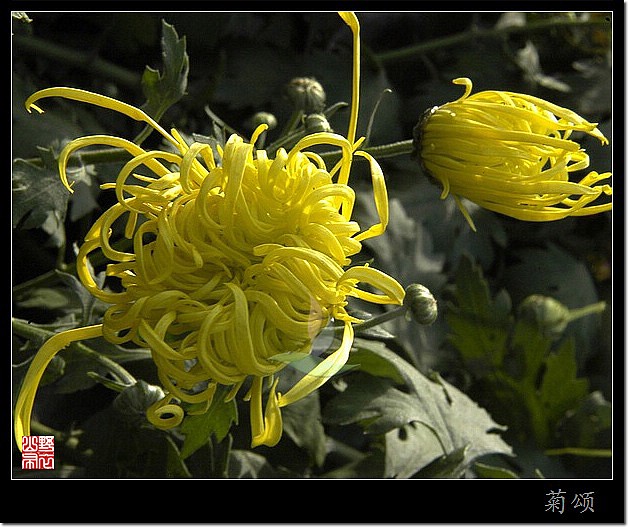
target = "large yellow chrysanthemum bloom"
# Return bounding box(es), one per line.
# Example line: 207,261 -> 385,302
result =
14,12 -> 405,449
416,77 -> 612,231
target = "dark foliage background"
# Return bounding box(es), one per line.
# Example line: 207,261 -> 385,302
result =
11,7 -> 617,497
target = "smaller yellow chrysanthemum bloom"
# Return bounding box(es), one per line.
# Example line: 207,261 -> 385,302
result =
415,77 -> 612,231
14,12 -> 405,450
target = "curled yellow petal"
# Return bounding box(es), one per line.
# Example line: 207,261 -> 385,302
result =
25,87 -> 177,148
250,377 -> 282,448
146,393 -> 185,430
278,321 -> 354,408
14,324 -> 104,450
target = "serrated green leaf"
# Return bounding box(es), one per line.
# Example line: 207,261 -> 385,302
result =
412,446 -> 469,479
324,373 -> 421,434
446,255 -> 513,368
384,423 -> 445,478
538,338 -> 589,426
507,319 -> 552,381
179,388 -> 238,459
12,158 -> 68,229
141,20 -> 189,122
347,340 -> 405,384
55,270 -> 103,326
323,343 -> 513,477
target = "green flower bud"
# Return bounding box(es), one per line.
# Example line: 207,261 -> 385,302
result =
304,113 -> 332,133
285,77 -> 326,114
247,111 -> 278,131
404,283 -> 438,325
518,295 -> 606,341
113,380 -> 166,426
517,294 -> 570,340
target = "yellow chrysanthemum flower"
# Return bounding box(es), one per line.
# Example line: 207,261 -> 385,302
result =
14,12 -> 405,449
415,77 -> 612,231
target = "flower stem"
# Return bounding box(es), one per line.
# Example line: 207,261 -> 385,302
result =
352,306 -> 408,333
374,17 -> 610,65
12,34 -> 141,89
544,447 -> 612,458
566,301 -> 607,323
318,139 -> 414,166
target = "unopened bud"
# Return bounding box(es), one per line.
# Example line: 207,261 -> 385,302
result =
411,106 -> 438,162
304,113 -> 332,133
404,284 -> 438,325
517,294 -> 570,340
285,77 -> 326,114
247,111 -> 278,131
113,380 -> 166,426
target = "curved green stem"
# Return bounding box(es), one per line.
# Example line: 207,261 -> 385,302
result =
13,34 -> 141,89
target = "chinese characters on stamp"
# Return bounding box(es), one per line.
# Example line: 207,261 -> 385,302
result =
21,435 -> 55,470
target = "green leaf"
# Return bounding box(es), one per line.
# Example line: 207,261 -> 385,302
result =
281,391 -> 327,468
347,340 -> 405,384
12,158 -> 68,230
412,446 -> 469,479
141,20 -> 189,122
538,338 -> 589,426
383,423 -> 446,478
165,435 -> 192,478
324,373 -> 424,434
446,255 -> 513,368
324,341 -> 513,477
179,387 -> 238,460
226,450 -> 279,478
557,391 -> 611,449
506,319 -> 553,381
80,405 -> 183,478
501,243 -> 602,365
473,461 -> 519,479
55,270 -> 104,326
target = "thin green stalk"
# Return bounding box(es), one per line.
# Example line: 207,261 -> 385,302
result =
318,139 -> 415,166
374,17 -> 610,65
567,301 -> 607,323
19,147 -> 132,169
545,447 -> 612,458
332,305 -> 408,337
13,34 -> 141,89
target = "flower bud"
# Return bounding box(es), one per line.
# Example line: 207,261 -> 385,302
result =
304,113 -> 332,134
411,77 -> 612,232
113,380 -> 166,426
285,77 -> 326,114
404,283 -> 438,325
247,111 -> 278,131
517,294 -> 570,340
